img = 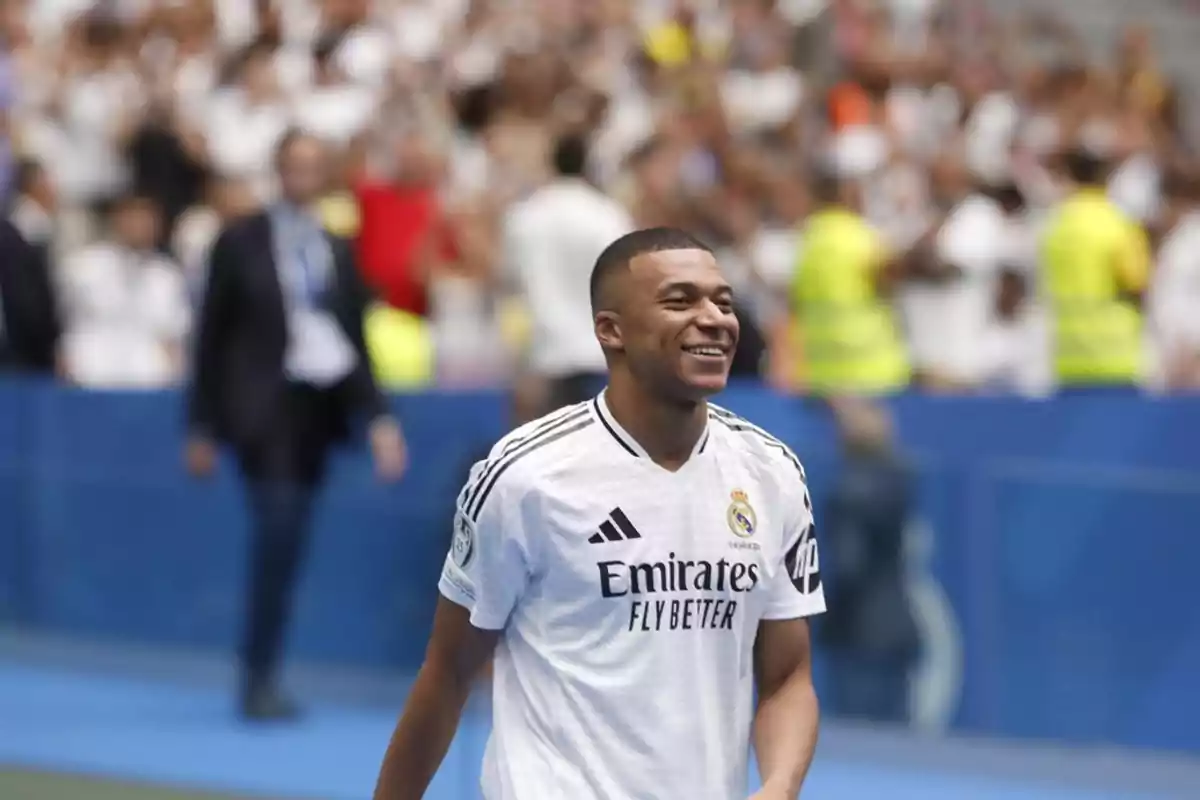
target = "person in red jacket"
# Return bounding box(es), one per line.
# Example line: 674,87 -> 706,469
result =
354,128 -> 457,316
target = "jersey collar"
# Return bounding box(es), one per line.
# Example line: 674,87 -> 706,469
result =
591,391 -> 711,462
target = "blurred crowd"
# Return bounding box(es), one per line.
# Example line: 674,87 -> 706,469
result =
2,0 -> 1200,396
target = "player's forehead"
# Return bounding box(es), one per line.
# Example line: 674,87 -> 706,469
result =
627,248 -> 729,295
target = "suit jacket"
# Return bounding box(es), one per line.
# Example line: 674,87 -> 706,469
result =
187,210 -> 386,448
0,218 -> 60,372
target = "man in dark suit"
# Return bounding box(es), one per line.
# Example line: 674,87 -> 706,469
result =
0,160 -> 60,374
185,130 -> 407,721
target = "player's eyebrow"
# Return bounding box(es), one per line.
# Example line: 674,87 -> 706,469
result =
658,281 -> 734,299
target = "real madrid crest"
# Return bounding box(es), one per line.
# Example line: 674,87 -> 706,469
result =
452,513 -> 475,569
726,489 -> 757,539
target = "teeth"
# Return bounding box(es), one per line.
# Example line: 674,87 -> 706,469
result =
687,347 -> 724,356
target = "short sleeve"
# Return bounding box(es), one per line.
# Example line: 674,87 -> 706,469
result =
762,480 -> 827,621
1114,218 -> 1151,294
865,225 -> 891,276
438,467 -> 534,631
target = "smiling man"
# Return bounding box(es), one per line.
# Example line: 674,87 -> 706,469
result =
373,227 -> 825,800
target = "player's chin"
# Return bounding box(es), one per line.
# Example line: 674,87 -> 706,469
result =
677,365 -> 731,397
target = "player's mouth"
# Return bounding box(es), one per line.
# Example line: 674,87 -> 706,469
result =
681,344 -> 730,362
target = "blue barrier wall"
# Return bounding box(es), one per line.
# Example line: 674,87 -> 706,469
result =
1,379 -> 1198,754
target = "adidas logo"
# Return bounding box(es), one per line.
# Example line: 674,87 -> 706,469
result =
588,508 -> 643,544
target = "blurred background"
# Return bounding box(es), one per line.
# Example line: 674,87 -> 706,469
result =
2,0 -> 1200,797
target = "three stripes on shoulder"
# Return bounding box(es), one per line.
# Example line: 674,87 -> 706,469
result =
708,406 -> 806,483
461,402 -> 594,524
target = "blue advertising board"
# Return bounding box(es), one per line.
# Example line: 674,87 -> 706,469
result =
0,378 -> 1197,753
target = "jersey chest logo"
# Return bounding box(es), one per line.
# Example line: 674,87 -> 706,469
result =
726,489 -> 761,552
577,506 -> 762,633
586,507 -> 643,545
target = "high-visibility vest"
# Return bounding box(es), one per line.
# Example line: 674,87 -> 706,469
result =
364,305 -> 434,390
1040,190 -> 1145,385
318,192 -> 361,238
791,208 -> 909,396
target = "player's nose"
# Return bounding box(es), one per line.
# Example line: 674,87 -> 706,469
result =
694,300 -> 737,337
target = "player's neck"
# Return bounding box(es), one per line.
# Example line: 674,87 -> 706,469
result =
603,378 -> 707,471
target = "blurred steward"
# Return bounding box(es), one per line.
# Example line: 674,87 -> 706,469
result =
1040,146 -> 1150,393
780,166 -> 909,396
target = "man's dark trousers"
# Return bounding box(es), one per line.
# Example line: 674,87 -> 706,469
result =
236,383 -> 337,695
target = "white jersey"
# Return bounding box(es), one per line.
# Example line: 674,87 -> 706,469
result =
439,393 -> 826,800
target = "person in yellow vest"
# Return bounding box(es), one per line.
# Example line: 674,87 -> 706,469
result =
364,302 -> 435,390
1040,148 -> 1150,391
780,170 -> 910,397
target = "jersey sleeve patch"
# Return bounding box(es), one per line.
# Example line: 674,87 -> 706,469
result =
451,510 -> 476,570
783,522 -> 822,596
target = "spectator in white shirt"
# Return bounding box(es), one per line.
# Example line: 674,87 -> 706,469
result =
979,265 -> 1051,398
291,31 -> 378,148
900,151 -> 1007,390
1147,171 -> 1200,391
59,194 -> 191,388
720,11 -> 804,137
148,0 -> 219,131
39,15 -> 143,242
969,184 -> 1051,396
172,174 -> 259,292
320,0 -> 393,89
205,39 -> 291,203
501,133 -> 634,414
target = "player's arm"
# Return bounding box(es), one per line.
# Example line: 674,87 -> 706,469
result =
373,477 -> 533,799
753,484 -> 825,799
752,616 -> 819,799
373,598 -> 498,799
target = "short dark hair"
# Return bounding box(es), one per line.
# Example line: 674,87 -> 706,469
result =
1063,148 -> 1106,185
14,158 -> 44,196
988,182 -> 1026,213
107,192 -> 158,219
553,134 -> 589,178
810,168 -> 842,205
454,83 -> 494,134
1162,168 -> 1199,203
313,30 -> 342,66
590,227 -> 713,313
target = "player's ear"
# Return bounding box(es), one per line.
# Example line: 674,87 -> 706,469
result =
594,310 -> 623,351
